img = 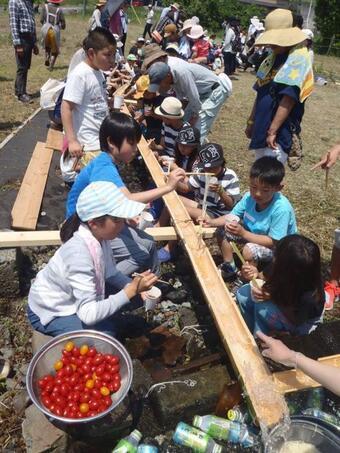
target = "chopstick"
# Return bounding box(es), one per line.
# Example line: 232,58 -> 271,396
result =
230,242 -> 261,289
132,272 -> 170,285
185,172 -> 215,176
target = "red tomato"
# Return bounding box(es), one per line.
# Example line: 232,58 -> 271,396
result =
95,365 -> 105,376
81,364 -> 91,374
89,399 -> 100,410
54,377 -> 64,386
79,402 -> 90,414
83,373 -> 93,382
59,383 -> 70,397
89,411 -> 97,417
107,383 -> 115,393
88,347 -> 97,357
91,365 -> 97,373
55,396 -> 67,408
57,368 -> 67,379
103,395 -> 112,407
55,406 -> 64,416
80,344 -> 89,356
91,388 -> 101,400
62,349 -> 72,357
72,346 -> 80,357
80,393 -> 90,404
61,357 -> 69,366
74,383 -> 84,392
93,354 -> 104,366
78,355 -> 85,363
112,374 -> 121,382
110,355 -> 120,365
44,382 -> 54,393
84,357 -> 93,366
94,380 -> 103,389
97,404 -> 106,414
42,396 -> 52,408
49,403 -> 56,413
110,364 -> 120,375
70,391 -> 81,403
100,386 -> 110,397
104,354 -> 112,363
44,374 -> 54,382
69,374 -> 79,387
38,378 -> 46,388
111,380 -> 121,393
64,365 -> 74,377
54,360 -> 63,371
75,411 -> 83,419
41,390 -> 51,399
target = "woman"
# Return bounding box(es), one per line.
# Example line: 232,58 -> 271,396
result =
28,181 -> 158,338
88,0 -> 107,32
245,8 -> 314,169
40,0 -> 66,70
237,235 -> 325,336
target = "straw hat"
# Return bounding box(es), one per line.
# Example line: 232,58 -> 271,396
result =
166,43 -> 180,54
171,3 -> 180,10
96,0 -> 106,6
163,24 -> 177,38
187,24 -> 205,40
133,75 -> 150,100
255,9 -> 308,47
181,18 -> 193,33
154,96 -> 184,119
141,43 -> 167,70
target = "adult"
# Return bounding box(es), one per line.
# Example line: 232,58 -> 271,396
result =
312,143 -> 340,309
89,0 -> 107,31
40,0 -> 66,71
245,9 -> 313,168
143,4 -> 154,40
141,43 -> 168,71
9,0 -> 39,103
119,0 -> 129,55
178,18 -> 193,60
155,2 -> 181,36
222,17 -> 236,76
147,58 -> 232,143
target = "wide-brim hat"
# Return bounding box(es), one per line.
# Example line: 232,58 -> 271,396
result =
133,75 -> 150,99
96,0 -> 106,6
163,24 -> 177,38
255,8 -> 307,47
187,25 -> 206,40
171,3 -> 180,10
154,96 -> 184,119
141,43 -> 167,70
166,43 -> 179,54
181,18 -> 193,33
76,181 -> 146,222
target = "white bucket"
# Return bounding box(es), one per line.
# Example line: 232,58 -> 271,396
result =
144,286 -> 162,311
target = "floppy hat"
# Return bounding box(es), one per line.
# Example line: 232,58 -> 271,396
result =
142,43 -> 167,70
127,53 -> 137,61
76,181 -> 145,222
181,19 -> 193,33
148,61 -> 170,92
133,75 -> 150,100
137,36 -> 146,43
166,42 -> 180,54
113,34 -> 123,48
171,3 -> 180,10
176,123 -> 200,145
302,28 -> 314,40
163,24 -> 177,38
154,96 -> 184,119
187,25 -> 205,40
255,9 -> 308,47
96,0 -> 106,6
198,143 -> 224,169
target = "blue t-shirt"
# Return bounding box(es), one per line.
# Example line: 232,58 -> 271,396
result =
66,152 -> 124,218
250,53 -> 305,154
231,191 -> 297,241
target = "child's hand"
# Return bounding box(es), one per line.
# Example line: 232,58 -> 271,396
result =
256,332 -> 296,367
209,183 -> 221,193
225,221 -> 244,237
167,168 -> 186,189
148,139 -> 157,150
197,216 -> 214,227
241,261 -> 258,281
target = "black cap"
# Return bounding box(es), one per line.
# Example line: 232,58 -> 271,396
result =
198,143 -> 224,169
176,123 -> 201,146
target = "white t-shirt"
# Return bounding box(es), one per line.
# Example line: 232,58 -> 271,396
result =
146,9 -> 154,24
63,61 -> 108,151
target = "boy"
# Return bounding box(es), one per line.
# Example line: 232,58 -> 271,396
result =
179,143 -> 241,221
206,156 -> 297,279
61,27 -> 116,166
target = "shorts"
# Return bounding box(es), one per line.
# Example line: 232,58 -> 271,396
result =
245,242 -> 273,262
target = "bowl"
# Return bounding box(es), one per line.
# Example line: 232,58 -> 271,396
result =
265,418 -> 340,453
26,330 -> 133,424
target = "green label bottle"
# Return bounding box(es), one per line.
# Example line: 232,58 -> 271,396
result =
112,429 -> 142,453
173,422 -> 222,453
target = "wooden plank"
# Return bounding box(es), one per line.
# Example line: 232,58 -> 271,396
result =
45,128 -> 63,152
273,354 -> 340,394
0,226 -> 217,248
132,122 -> 289,427
11,142 -> 54,231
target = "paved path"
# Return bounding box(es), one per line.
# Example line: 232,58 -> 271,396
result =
0,110 -> 67,230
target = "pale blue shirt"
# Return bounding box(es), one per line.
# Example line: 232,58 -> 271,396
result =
231,192 -> 297,240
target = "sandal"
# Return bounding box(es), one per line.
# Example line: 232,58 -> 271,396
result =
324,281 -> 340,311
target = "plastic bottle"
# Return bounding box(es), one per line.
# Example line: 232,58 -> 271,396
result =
112,430 -> 142,453
302,409 -> 339,428
193,415 -> 258,448
227,404 -> 251,424
173,422 -> 222,453
306,387 -> 324,410
137,446 -> 158,453
214,382 -> 242,417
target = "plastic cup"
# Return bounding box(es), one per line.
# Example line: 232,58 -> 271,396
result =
250,278 -> 264,302
224,214 -> 240,226
144,286 -> 162,311
114,95 -> 124,110
209,176 -> 218,185
139,211 -> 154,230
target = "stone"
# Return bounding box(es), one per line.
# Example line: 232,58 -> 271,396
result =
178,307 -> 199,330
165,289 -> 188,304
13,388 -> 30,414
32,330 -> 53,354
131,359 -> 153,394
0,248 -> 20,298
149,364 -> 231,426
22,404 -> 68,453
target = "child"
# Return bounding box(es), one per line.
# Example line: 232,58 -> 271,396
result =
28,181 -> 158,338
179,142 -> 241,221
40,0 -> 66,70
236,235 -> 325,336
66,111 -> 185,275
149,97 -> 184,157
206,157 -> 297,280
187,25 -> 210,65
61,27 -> 116,167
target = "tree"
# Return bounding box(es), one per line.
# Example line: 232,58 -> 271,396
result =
314,0 -> 340,44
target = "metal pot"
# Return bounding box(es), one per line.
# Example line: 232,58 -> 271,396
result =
26,330 -> 133,424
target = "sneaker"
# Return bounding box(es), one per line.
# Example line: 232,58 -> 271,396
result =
324,281 -> 340,310
218,262 -> 237,281
157,247 -> 171,263
45,59 -> 50,66
18,94 -> 32,103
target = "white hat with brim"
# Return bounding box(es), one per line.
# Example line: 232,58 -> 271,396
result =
154,96 -> 184,119
166,43 -> 180,53
302,28 -> 314,40
181,19 -> 193,33
76,181 -> 146,222
255,8 -> 308,47
187,25 -> 206,40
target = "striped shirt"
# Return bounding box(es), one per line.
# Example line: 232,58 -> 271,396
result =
161,123 -> 181,157
9,0 -> 36,46
189,167 -> 241,216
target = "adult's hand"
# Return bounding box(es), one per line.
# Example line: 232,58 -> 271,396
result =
256,331 -> 296,367
266,129 -> 278,149
68,139 -> 84,158
245,123 -> 253,139
311,143 -> 340,170
15,46 -> 24,56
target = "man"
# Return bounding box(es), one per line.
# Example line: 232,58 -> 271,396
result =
222,17 -> 236,76
119,0 -> 129,55
143,4 -> 154,39
147,58 -> 232,143
9,0 -> 39,103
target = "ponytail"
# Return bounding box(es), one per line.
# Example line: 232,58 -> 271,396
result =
60,213 -> 81,243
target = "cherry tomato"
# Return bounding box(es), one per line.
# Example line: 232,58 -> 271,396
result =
112,380 -> 121,393
80,393 -> 91,404
88,347 -> 97,357
69,374 -> 79,387
95,365 -> 105,376
65,341 -> 74,352
61,357 -> 70,366
41,390 -> 51,399
62,349 -> 72,357
80,344 -> 89,356
89,399 -> 99,410
74,383 -> 84,392
81,364 -> 91,375
54,360 -> 63,371
45,382 -> 54,393
38,378 -> 46,388
84,357 -> 93,366
85,379 -> 95,389
49,403 -> 56,413
103,395 -> 112,407
100,386 -> 110,397
110,355 -> 120,365
72,346 -> 80,357
55,376 -> 64,386
89,411 -> 97,417
55,396 -> 67,408
100,372 -> 111,383
65,365 -> 74,377
79,402 -> 89,414
70,391 -> 81,403
94,379 -> 103,389
75,411 -> 83,419
42,396 -> 52,408
93,354 -> 104,366
59,383 -> 70,397
91,388 -> 101,400
97,403 -> 106,413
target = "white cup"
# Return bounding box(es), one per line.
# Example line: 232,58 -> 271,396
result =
114,95 -> 124,110
209,176 -> 218,185
139,211 -> 154,230
144,286 -> 162,310
250,278 -> 265,302
224,214 -> 240,226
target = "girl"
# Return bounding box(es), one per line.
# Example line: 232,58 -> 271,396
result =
236,235 -> 325,336
28,181 -> 158,338
40,0 -> 66,70
187,25 -> 210,65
